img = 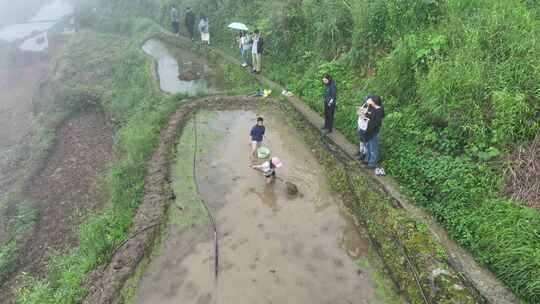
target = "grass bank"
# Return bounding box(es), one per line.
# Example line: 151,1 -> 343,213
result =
16,9 -> 264,301
16,18 -> 188,303
149,0 -> 540,301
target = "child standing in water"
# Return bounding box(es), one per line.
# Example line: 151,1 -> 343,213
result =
250,117 -> 265,156
251,157 -> 283,184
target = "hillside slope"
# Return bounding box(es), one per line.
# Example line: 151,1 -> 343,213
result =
149,0 -> 540,301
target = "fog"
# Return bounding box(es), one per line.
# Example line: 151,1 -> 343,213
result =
0,0 -> 74,201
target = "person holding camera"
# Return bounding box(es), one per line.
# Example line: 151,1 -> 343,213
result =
357,94 -> 385,175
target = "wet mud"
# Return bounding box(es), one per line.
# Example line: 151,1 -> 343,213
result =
142,39 -> 225,95
132,110 -> 392,304
0,62 -> 45,199
0,113 -> 118,303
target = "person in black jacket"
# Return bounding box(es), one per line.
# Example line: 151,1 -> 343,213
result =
322,74 -> 337,133
185,7 -> 196,40
358,95 -> 385,172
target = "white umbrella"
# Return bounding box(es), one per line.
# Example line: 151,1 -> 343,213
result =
228,22 -> 248,31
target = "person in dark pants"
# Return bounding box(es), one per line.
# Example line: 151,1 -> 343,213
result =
358,95 -> 385,175
185,7 -> 196,40
170,5 -> 179,35
322,74 -> 337,133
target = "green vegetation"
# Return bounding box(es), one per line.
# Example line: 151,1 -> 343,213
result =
17,15 -> 188,304
117,255 -> 149,304
14,3 -> 257,300
151,0 -> 540,301
356,257 -> 402,304
156,32 -> 260,95
0,127 -> 56,286
169,113 -> 218,228
280,98 -> 475,303
0,199 -> 38,284
11,0 -> 540,302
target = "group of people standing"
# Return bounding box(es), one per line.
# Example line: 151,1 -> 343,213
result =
322,75 -> 386,176
170,5 -> 384,176
170,5 -> 209,45
237,31 -> 264,74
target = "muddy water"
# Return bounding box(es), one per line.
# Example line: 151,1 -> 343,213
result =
142,39 -> 224,95
133,110 -> 394,304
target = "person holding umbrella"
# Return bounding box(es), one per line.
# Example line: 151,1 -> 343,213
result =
185,7 -> 196,40
239,31 -> 253,67
228,23 -> 251,67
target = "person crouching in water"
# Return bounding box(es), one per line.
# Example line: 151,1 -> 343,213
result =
250,116 -> 265,157
251,157 -> 283,184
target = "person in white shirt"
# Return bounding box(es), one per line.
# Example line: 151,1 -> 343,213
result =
199,15 -> 210,45
251,30 -> 264,73
251,157 -> 282,184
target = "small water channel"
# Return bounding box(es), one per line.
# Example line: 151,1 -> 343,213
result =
131,110 -> 398,304
142,39 -> 226,95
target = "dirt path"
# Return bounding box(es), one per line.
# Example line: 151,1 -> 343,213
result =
0,112 -> 118,303
132,110 -> 396,304
0,63 -> 48,202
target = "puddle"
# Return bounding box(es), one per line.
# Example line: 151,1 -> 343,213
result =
133,110 -> 396,304
142,39 -> 225,95
0,0 -> 73,43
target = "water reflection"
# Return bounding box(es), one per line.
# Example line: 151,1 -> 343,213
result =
142,38 -> 223,95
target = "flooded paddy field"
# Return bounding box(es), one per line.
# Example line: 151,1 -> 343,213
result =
142,38 -> 226,95
131,109 -> 399,304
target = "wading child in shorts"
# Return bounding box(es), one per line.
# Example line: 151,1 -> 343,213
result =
251,157 -> 282,184
250,117 -> 265,157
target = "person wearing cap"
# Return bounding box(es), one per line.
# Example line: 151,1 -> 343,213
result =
358,95 -> 385,175
250,116 -> 266,157
251,157 -> 283,184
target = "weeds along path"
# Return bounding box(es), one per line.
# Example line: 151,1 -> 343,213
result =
0,113 -> 118,303
0,45 -> 64,246
82,99 -> 203,304
85,35 -> 473,304
192,39 -> 519,304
